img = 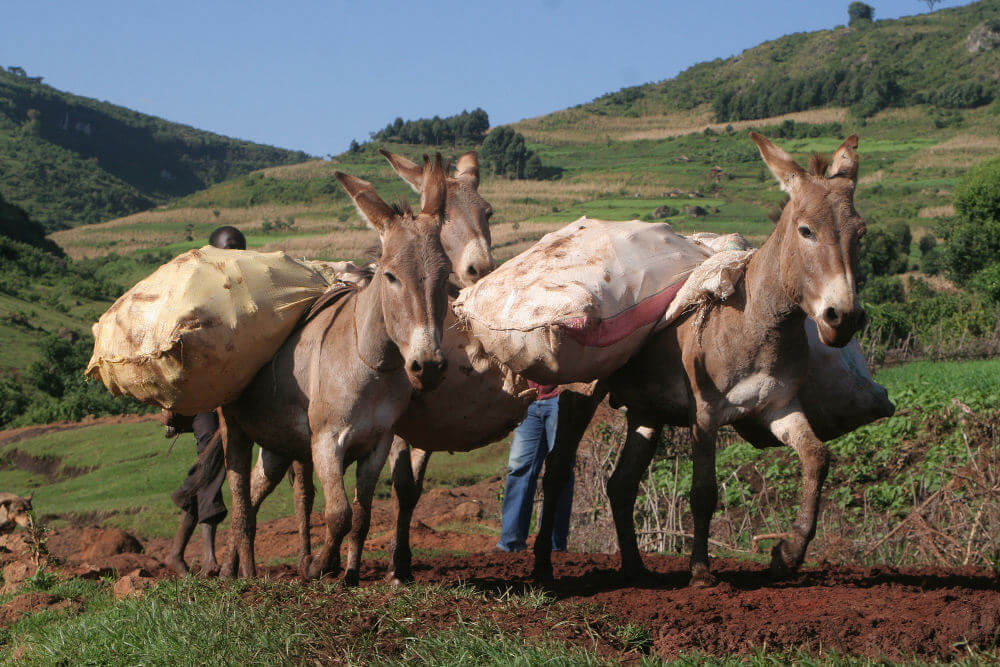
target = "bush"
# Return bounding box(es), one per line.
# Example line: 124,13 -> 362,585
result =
861,275 -> 904,304
930,82 -> 993,109
939,156 -> 1000,284
481,127 -> 547,180
848,2 -> 874,27
857,221 -> 911,285
0,375 -> 29,427
968,262 -> 1000,304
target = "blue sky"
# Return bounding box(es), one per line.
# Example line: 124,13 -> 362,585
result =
2,0 -> 973,156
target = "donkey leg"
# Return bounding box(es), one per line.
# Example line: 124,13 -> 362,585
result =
220,415 -> 256,579
343,435 -> 394,587
764,405 -> 830,576
533,388 -> 602,581
223,448 -> 290,576
386,437 -> 421,584
308,433 -> 350,580
290,459 -> 315,578
689,420 -> 719,588
607,412 -> 662,581
250,448 -> 290,511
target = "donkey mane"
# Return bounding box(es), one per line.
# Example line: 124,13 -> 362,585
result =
808,154 -> 831,178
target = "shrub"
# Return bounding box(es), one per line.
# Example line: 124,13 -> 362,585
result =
861,275 -> 904,304
930,82 -> 993,109
939,156 -> 1000,284
857,221 -> 911,286
481,127 -> 548,180
968,262 -> 1000,304
848,2 -> 874,27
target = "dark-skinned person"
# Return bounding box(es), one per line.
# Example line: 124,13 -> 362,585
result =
164,225 -> 246,576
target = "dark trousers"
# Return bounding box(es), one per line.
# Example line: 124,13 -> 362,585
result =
171,412 -> 227,526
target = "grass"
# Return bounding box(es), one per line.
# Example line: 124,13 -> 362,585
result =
0,421 -> 510,540
1,575 -> 997,664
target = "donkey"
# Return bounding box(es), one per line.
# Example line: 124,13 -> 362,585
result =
533,133 -> 869,586
218,155 -> 451,582
250,135 -> 878,587
240,150 -> 497,577
379,149 -> 495,287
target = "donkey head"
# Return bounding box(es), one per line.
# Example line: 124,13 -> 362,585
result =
380,148 -> 495,286
750,132 -> 866,348
334,156 -> 451,391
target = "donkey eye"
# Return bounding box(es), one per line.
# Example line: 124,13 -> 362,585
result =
384,271 -> 399,285
798,226 -> 815,240
484,207 -> 493,220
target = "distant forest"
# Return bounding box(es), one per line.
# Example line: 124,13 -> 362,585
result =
370,108 -> 489,145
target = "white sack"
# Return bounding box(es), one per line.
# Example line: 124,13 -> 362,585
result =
453,217 -> 711,384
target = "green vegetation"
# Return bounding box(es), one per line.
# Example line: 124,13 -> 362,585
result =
581,0 -> 1000,120
371,108 -> 489,146
0,66 -> 310,229
0,191 -> 60,254
480,126 -> 554,180
941,154 -> 1000,292
0,418 -> 508,538
636,358 -> 1000,566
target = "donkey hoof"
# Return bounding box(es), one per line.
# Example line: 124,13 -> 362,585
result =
297,556 -> 312,579
622,566 -> 652,584
531,563 -> 554,584
343,570 -> 360,588
768,543 -> 801,579
385,571 -> 413,586
689,563 -> 716,588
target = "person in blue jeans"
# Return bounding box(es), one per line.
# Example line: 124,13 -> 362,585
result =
497,383 -> 574,552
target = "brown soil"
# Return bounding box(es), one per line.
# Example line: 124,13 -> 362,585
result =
8,472 -> 990,661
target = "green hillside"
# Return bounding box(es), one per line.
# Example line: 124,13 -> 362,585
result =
2,0 -> 1000,429
573,0 -> 999,120
0,66 -> 311,230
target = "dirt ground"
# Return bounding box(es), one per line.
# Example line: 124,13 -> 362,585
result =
0,474 -> 994,662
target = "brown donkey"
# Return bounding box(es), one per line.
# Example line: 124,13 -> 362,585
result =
380,149 -> 495,287
243,150 -> 497,577
219,156 -> 451,582
534,133 -> 869,586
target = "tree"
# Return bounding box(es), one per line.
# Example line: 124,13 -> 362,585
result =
921,0 -> 942,10
938,156 -> 1000,283
848,2 -> 874,27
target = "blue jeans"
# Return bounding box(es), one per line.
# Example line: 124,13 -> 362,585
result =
497,396 -> 574,552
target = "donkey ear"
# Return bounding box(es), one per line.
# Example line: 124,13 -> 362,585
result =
334,171 -> 395,232
749,131 -> 806,194
420,153 -> 448,218
454,151 -> 480,187
828,135 -> 860,183
378,148 -> 423,194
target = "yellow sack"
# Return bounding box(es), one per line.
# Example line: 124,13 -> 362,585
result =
86,246 -> 330,415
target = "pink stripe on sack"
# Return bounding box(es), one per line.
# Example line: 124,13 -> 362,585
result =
559,280 -> 686,348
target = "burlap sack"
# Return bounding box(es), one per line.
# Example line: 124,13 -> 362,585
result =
86,246 -> 330,415
453,218 -> 711,384
659,236 -> 893,442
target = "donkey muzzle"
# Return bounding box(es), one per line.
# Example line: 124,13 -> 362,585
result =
816,304 -> 866,348
406,351 -> 448,392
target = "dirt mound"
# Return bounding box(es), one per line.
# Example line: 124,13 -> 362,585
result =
395,551 -> 1000,661
14,472 -> 999,661
0,593 -> 79,626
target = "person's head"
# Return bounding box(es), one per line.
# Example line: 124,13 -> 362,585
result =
209,226 -> 246,250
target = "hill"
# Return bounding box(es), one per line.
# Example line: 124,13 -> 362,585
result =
557,0 -> 1000,123
0,66 -> 311,230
